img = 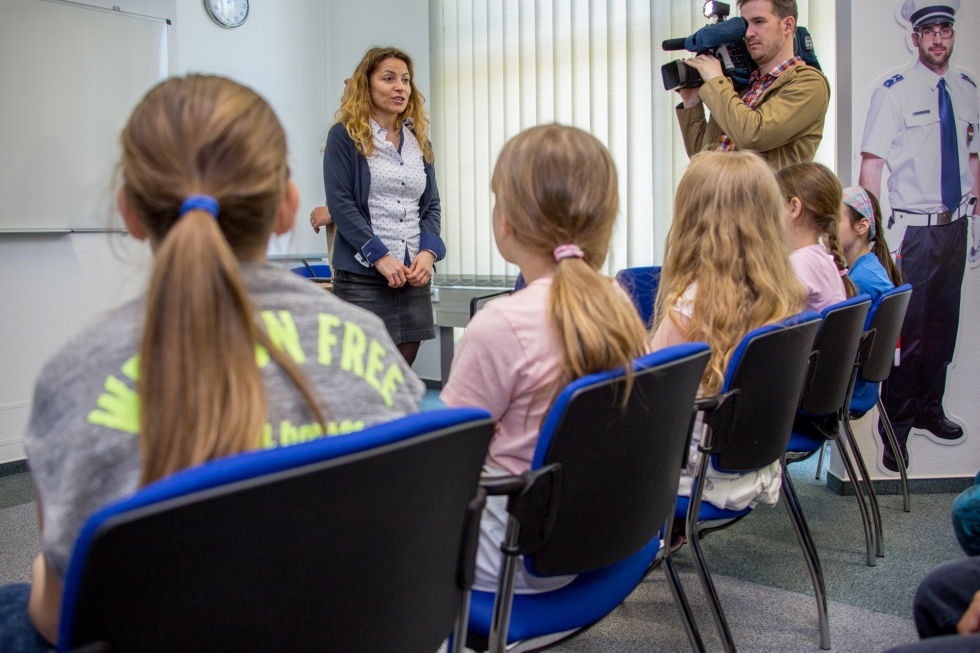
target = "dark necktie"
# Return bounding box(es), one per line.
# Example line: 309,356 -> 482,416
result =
938,78 -> 962,213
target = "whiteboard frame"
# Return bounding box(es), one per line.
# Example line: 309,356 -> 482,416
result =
0,0 -> 174,234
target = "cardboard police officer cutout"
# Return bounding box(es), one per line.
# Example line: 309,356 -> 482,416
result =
857,0 -> 980,476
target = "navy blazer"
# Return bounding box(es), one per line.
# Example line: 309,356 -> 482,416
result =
323,121 -> 446,276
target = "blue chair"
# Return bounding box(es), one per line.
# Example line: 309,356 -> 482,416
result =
290,259 -> 331,281
615,266 -> 662,329
843,284 -> 913,515
456,344 -> 712,653
679,312 -> 822,653
468,274 -> 526,319
779,296 -> 871,649
58,409 -> 494,653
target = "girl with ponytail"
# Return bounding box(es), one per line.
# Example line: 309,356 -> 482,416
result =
776,162 -> 856,311
9,75 -> 423,649
652,151 -> 805,515
840,186 -> 902,301
440,125 -> 650,593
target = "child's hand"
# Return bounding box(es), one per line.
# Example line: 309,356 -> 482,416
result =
310,206 -> 332,233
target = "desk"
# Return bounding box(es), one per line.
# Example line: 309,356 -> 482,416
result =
430,279 -> 516,386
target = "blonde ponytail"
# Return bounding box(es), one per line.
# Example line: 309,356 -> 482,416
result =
551,257 -> 650,405
121,75 -> 330,484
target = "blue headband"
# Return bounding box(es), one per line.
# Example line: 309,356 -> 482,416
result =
179,195 -> 220,219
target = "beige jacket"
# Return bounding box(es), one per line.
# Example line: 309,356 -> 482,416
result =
676,63 -> 831,170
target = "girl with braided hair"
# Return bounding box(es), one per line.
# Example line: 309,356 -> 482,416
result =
841,186 -> 902,301
777,162 -> 856,311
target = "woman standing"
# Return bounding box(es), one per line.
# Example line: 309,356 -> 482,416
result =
322,47 -> 444,365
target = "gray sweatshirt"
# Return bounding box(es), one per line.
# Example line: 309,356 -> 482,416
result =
24,262 -> 424,579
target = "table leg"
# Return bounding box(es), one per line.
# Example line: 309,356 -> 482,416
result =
440,326 -> 455,387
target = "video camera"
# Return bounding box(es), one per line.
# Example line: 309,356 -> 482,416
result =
661,1 -> 821,92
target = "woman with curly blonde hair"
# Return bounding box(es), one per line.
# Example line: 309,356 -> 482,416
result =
652,150 -> 805,513
319,47 -> 444,365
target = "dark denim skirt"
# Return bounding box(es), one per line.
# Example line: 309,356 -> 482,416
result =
332,269 -> 435,344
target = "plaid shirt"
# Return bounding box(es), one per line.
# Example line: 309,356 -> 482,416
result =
718,56 -> 804,152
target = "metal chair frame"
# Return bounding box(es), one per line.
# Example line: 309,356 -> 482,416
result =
459,346 -> 712,653
682,314 -> 823,653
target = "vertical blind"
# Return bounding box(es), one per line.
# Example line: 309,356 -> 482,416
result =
428,0 -> 836,279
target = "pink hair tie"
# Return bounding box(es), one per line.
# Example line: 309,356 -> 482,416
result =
840,268 -> 849,278
553,244 -> 585,262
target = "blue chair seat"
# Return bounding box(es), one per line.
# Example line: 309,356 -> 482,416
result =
848,377 -> 879,416
290,263 -> 331,279
675,495 -> 752,522
467,537 -> 661,643
788,431 -> 824,455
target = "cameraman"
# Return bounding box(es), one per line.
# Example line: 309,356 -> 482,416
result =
676,0 -> 830,169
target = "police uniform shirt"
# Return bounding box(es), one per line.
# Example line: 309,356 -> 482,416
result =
861,59 -> 979,213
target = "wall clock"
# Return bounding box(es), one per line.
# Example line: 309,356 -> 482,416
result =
204,0 -> 248,29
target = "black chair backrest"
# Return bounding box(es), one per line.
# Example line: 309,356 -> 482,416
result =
860,285 -> 912,383
800,297 -> 871,415
527,345 -> 710,577
712,316 -> 821,472
67,420 -> 495,653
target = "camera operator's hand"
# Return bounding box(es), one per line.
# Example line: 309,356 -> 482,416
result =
685,54 -> 724,83
677,87 -> 702,109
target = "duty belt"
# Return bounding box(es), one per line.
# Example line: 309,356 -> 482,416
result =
890,198 -> 977,227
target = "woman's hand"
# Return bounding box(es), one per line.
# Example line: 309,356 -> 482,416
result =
375,254 -> 410,288
310,206 -> 332,233
407,250 -> 436,287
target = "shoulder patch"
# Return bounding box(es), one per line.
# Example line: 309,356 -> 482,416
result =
962,73 -> 977,88
883,74 -> 905,89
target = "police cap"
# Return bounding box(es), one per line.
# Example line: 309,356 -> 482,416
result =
901,0 -> 958,28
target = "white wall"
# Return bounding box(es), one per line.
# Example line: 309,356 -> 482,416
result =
0,0 -> 432,464
173,0 -> 331,259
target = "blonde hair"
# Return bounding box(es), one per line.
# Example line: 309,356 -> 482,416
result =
335,47 -> 432,163
843,192 -> 902,287
776,162 -> 858,298
655,151 -> 806,395
120,75 -> 329,485
492,125 -> 649,410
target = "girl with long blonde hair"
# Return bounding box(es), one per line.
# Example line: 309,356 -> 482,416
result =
320,46 -> 445,366
652,150 -> 805,513
441,124 -> 650,593
6,75 -> 423,649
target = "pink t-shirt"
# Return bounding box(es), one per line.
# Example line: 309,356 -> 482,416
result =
440,278 -> 563,475
790,244 -> 846,313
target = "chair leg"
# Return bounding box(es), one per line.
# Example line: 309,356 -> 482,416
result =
488,517 -> 522,653
781,461 -> 825,587
815,442 -> 826,480
451,590 -> 472,653
658,513 -> 706,653
686,455 -> 738,653
664,554 -> 707,653
834,433 -> 876,566
780,463 -> 831,650
877,398 -> 911,513
842,415 -> 884,558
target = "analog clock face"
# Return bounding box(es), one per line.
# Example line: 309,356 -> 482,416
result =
205,0 -> 249,28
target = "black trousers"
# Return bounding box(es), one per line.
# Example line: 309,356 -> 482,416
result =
913,556 -> 980,638
881,218 -> 967,446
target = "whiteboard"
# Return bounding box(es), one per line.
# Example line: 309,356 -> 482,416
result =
0,0 -> 171,232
